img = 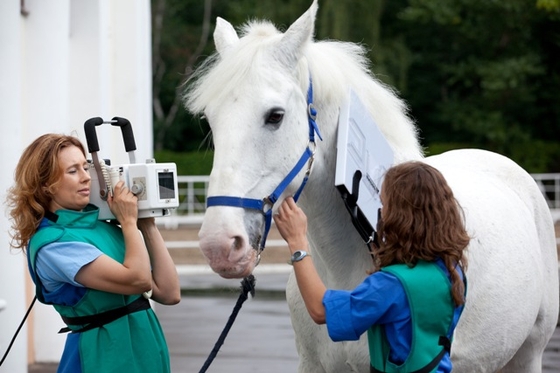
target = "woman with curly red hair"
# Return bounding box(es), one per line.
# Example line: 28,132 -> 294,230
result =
6,133 -> 180,373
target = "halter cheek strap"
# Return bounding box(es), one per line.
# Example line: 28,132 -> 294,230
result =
206,76 -> 322,253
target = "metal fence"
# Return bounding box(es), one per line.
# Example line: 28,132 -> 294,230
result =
159,173 -> 560,228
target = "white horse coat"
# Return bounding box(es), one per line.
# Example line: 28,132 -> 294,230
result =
184,1 -> 559,372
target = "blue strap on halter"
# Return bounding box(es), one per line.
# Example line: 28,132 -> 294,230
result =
307,78 -> 322,143
206,76 -> 321,251
205,196 -> 264,210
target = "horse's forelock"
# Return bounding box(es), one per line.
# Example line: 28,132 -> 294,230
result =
184,20 -> 285,115
240,19 -> 282,39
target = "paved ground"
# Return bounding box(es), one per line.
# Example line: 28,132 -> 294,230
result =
28,223 -> 560,373
157,271 -> 298,373
158,269 -> 560,373
27,269 -> 560,373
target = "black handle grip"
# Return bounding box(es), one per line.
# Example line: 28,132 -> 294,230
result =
84,117 -> 104,153
111,117 -> 137,152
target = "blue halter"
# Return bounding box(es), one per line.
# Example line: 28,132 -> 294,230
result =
206,77 -> 322,254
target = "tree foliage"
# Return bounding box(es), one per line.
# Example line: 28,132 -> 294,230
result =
152,0 -> 560,172
391,0 -> 560,171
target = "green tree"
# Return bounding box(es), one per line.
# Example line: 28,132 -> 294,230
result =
151,0 -> 217,152
151,0 -> 313,153
152,0 -> 560,172
389,0 -> 560,171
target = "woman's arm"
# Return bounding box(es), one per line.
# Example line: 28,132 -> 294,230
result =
274,197 -> 327,324
137,217 -> 181,305
75,182 -> 152,296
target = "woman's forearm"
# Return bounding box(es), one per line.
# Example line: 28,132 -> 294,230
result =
274,197 -> 327,324
120,221 -> 152,289
291,252 -> 327,324
138,219 -> 181,305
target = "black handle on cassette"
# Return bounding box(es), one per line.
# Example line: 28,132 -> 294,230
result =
338,170 -> 379,250
84,116 -> 138,200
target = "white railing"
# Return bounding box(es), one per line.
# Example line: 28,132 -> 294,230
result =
157,175 -> 209,228
533,173 -> 560,224
175,175 -> 210,215
532,173 -> 560,209
158,173 -> 560,228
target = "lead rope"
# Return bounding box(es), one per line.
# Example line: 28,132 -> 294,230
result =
0,296 -> 37,367
198,275 -> 256,373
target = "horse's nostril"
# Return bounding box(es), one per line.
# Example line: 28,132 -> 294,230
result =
232,236 -> 244,251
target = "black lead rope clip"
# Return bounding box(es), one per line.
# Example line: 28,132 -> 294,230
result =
198,275 -> 256,373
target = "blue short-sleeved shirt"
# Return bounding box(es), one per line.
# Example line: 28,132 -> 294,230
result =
35,241 -> 103,292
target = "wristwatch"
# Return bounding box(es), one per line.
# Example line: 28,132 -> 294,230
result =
290,250 -> 310,264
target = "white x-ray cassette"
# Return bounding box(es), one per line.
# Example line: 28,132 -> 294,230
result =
335,89 -> 394,233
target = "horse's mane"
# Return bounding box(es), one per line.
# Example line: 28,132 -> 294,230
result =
184,19 -> 423,161
302,40 -> 423,160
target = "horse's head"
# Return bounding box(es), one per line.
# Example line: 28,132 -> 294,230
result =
184,1 -> 320,278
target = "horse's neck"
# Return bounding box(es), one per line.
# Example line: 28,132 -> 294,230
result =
295,80 -> 422,288
298,106 -> 374,289
300,172 -> 373,289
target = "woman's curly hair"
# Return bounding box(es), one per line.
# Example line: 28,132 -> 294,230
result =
375,161 -> 470,306
6,134 -> 86,251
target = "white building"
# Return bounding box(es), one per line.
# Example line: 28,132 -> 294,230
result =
0,0 -> 153,370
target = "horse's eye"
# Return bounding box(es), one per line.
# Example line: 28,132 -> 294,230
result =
265,109 -> 284,125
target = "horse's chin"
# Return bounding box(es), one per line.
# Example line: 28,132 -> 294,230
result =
215,265 -> 255,279
203,249 -> 258,279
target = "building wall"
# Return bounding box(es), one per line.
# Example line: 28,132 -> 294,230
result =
0,0 -> 152,368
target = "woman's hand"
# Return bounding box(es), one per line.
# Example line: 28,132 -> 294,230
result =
273,197 -> 308,253
107,181 -> 138,226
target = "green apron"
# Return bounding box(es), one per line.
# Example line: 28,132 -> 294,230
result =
28,205 -> 170,373
368,261 -> 455,373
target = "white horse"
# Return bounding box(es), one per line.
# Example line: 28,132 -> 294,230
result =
184,1 -> 559,372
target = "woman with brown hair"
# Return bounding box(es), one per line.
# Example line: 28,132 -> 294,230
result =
274,161 -> 469,373
6,133 -> 180,373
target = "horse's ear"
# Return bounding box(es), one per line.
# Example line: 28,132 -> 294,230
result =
276,0 -> 318,69
214,17 -> 239,56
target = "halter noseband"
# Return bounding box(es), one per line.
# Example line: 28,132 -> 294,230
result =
206,77 -> 322,258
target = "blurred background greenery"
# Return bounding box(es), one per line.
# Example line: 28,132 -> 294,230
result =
151,0 -> 560,175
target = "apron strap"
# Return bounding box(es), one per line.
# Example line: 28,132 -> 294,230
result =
59,296 -> 150,333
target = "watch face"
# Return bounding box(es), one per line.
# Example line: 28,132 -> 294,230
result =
293,252 -> 302,260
